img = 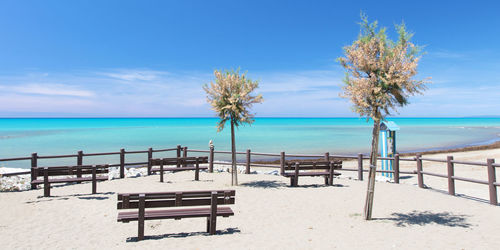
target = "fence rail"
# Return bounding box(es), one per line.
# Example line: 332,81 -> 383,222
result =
0,145 -> 498,206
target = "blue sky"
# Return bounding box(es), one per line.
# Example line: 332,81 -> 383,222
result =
0,0 -> 499,117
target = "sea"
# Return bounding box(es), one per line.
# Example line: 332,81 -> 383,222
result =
1,117 -> 500,169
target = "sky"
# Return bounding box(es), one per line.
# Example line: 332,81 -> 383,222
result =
0,0 -> 499,117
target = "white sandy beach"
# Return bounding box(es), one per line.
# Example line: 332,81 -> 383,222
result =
0,149 -> 499,249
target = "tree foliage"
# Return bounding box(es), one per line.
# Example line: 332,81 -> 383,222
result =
338,14 -> 428,121
203,69 -> 263,130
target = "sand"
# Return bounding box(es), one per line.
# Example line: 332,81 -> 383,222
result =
0,149 -> 499,249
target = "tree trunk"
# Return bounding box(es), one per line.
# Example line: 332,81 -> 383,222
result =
364,118 -> 381,220
230,119 -> 238,186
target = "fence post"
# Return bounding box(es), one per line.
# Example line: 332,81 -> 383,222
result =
447,156 -> 455,196
416,153 -> 424,188
182,147 -> 188,167
487,159 -> 497,205
357,153 -> 363,181
76,150 -> 83,183
324,152 -> 330,161
394,154 -> 400,184
246,149 -> 251,174
77,150 -> 83,178
209,145 -> 214,173
120,148 -> 125,178
176,145 -> 181,168
280,152 -> 285,175
30,152 -> 38,189
147,147 -> 153,175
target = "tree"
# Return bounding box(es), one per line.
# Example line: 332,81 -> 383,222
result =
338,14 -> 429,220
203,69 -> 263,185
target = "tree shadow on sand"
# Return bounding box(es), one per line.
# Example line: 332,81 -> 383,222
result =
376,210 -> 472,228
240,180 -> 286,189
240,180 -> 347,189
126,227 -> 241,242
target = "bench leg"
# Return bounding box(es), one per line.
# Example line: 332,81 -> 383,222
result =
206,217 -> 210,233
138,194 -> 145,241
324,176 -> 329,185
160,164 -> 164,183
290,177 -> 294,187
209,192 -> 217,235
44,183 -> 50,197
43,167 -> 50,197
138,220 -> 144,241
195,158 -> 200,181
209,215 -> 217,235
92,166 -> 97,194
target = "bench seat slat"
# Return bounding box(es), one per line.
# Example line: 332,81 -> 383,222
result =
33,170 -> 108,176
150,157 -> 209,166
31,176 -> 108,184
117,197 -> 235,209
285,162 -> 342,170
117,207 -> 234,222
150,166 -> 208,172
118,190 -> 236,200
282,171 -> 341,177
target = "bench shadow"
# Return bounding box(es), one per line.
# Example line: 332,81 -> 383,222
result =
399,176 -> 413,180
26,197 -> 69,203
240,180 -> 286,189
77,196 -> 109,200
192,179 -> 214,183
290,183 -> 348,188
49,178 -> 109,188
126,227 -> 241,242
375,210 -> 472,228
29,192 -> 115,202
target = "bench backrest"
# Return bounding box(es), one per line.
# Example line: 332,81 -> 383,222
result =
150,156 -> 209,166
32,165 -> 109,177
117,190 -> 235,209
284,160 -> 342,171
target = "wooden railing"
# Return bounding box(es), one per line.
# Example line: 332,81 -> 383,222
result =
187,147 -> 499,206
0,146 -> 182,189
0,145 -> 498,205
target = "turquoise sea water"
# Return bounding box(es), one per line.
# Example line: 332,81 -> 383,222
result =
1,118 -> 500,168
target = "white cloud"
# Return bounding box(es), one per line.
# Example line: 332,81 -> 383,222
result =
430,50 -> 465,59
8,83 -> 95,97
0,68 -> 498,117
99,69 -> 169,82
0,94 -> 95,113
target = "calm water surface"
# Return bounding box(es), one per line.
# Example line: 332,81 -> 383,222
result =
1,118 -> 500,168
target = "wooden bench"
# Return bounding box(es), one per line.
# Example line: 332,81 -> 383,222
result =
117,190 -> 236,240
282,160 -> 342,187
150,157 -> 209,182
31,165 -> 109,197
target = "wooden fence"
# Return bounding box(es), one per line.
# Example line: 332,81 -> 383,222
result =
0,145 -> 499,205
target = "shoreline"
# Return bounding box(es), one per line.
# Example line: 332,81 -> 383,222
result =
398,140 -> 500,156
254,140 -> 500,164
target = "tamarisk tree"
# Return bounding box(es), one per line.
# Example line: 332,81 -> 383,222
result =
203,69 -> 263,186
338,14 -> 428,220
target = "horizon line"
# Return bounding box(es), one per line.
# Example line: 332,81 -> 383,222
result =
1,116 -> 499,119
